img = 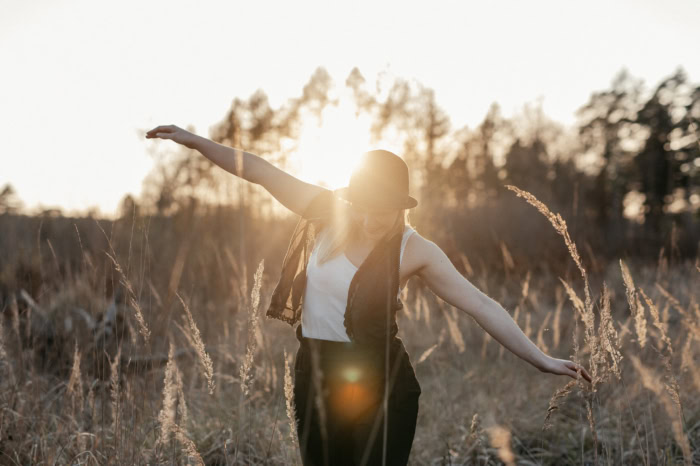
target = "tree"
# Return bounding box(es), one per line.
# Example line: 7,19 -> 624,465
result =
446,104 -> 507,207
504,137 -> 550,198
118,194 -> 140,220
345,67 -> 376,116
577,69 -> 644,229
0,183 -> 23,214
634,68 -> 699,231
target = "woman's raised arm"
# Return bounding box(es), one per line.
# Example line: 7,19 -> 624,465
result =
409,233 -> 592,383
145,125 -> 326,216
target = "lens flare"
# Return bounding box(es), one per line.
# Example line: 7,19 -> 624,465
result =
326,361 -> 381,422
329,382 -> 378,422
341,366 -> 362,383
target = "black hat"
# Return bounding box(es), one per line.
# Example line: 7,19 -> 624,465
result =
334,150 -> 418,209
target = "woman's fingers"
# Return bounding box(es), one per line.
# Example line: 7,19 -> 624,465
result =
145,124 -> 177,138
144,124 -> 195,148
580,366 -> 592,383
146,125 -> 163,135
565,360 -> 592,383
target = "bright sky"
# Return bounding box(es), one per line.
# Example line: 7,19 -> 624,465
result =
1,0 -> 698,218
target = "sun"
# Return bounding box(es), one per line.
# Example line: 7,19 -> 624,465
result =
292,97 -> 372,189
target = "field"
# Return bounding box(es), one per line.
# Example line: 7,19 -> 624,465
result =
0,193 -> 698,465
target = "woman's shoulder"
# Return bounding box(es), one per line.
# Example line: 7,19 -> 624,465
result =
403,227 -> 428,250
400,227 -> 437,275
400,225 -> 417,247
403,224 -> 424,240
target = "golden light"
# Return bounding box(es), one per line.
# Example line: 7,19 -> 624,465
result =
292,94 -> 373,189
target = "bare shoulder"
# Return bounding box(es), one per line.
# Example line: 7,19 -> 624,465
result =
401,228 -> 446,281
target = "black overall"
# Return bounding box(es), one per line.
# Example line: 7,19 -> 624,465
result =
293,324 -> 421,466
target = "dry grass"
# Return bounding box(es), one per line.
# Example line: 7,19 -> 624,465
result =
283,349 -> 299,455
621,259 -> 648,349
158,342 -> 180,446
239,259 -> 265,397
66,341 -> 84,419
630,355 -> 692,465
105,251 -> 151,345
0,189 -> 698,464
0,319 -> 11,384
177,292 -> 215,395
486,425 -> 515,466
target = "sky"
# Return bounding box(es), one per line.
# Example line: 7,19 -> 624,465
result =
1,0 -> 699,218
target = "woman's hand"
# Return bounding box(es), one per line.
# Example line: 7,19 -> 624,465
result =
145,125 -> 198,149
540,356 -> 592,383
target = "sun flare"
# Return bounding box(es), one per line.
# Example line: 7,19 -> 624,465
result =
291,97 -> 373,189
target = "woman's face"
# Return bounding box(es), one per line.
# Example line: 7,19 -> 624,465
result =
350,203 -> 401,240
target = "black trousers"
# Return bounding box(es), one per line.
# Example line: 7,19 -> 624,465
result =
293,325 -> 421,466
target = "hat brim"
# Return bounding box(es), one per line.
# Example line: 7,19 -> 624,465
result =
334,187 -> 418,209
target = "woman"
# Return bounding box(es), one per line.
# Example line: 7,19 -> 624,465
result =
145,125 -> 592,465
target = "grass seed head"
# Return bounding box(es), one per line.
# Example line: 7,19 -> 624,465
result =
239,259 -> 265,396
66,341 -> 84,418
283,349 -> 299,450
158,342 -> 178,446
620,260 -> 648,348
543,379 -> 576,431
487,425 -> 516,466
110,345 -> 122,437
598,282 -> 623,380
177,293 -> 215,395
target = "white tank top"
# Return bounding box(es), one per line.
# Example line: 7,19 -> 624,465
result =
301,225 -> 416,342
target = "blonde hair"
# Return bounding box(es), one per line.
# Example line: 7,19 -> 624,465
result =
316,205 -> 412,265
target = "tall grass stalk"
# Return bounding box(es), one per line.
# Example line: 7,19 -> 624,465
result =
172,424 -> 205,466
66,341 -> 84,420
630,355 -> 691,465
105,251 -> 151,345
552,286 -> 564,349
235,258 -> 265,462
508,185 -> 602,461
158,342 -> 178,448
506,185 -> 591,309
283,349 -> 299,463
597,283 -> 622,381
156,340 -> 194,461
176,293 -> 215,395
487,425 -> 516,466
639,288 -> 673,355
0,319 -> 12,387
239,259 -> 265,396
620,260 -> 648,348
542,380 -> 576,430
110,345 -> 122,455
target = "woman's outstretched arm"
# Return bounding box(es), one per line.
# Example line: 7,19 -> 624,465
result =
410,234 -> 592,383
145,125 -> 326,216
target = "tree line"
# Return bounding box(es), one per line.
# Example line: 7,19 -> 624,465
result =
2,66 -> 698,266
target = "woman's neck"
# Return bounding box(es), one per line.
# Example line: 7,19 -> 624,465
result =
350,224 -> 402,249
350,229 -> 379,250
